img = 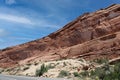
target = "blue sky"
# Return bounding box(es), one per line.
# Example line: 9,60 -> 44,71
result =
0,0 -> 120,49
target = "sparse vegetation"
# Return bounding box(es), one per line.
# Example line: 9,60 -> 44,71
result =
78,58 -> 85,62
80,71 -> 89,77
63,62 -> 67,66
56,62 -> 60,65
3,58 -> 120,79
34,62 -> 39,66
47,63 -> 55,69
93,58 -> 108,64
35,64 -> 48,77
76,62 -> 120,80
58,70 -> 69,78
23,66 -> 29,71
72,67 -> 77,69
73,72 -> 80,77
26,63 -> 32,66
5,68 -> 11,72
0,68 -> 4,73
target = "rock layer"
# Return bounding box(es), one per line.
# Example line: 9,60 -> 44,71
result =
0,4 -> 120,68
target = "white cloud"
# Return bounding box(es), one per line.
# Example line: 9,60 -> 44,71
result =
0,13 -> 34,25
5,0 -> 16,5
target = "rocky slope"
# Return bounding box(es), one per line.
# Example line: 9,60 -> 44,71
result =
0,4 -> 120,68
1,58 -> 91,77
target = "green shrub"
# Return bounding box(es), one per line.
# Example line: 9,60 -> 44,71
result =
80,71 -> 89,77
35,64 -> 48,77
58,70 -> 69,78
89,62 -> 120,80
73,72 -> 80,77
90,68 -> 106,79
72,62 -> 120,80
93,58 -> 108,64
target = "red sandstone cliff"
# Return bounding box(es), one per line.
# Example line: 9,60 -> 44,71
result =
0,4 -> 120,68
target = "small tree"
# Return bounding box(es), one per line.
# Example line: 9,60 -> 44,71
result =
58,70 -> 69,78
35,64 -> 48,77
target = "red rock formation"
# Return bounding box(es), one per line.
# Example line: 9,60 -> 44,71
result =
0,4 -> 120,68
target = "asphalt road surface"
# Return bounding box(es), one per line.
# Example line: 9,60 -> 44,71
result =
0,74 -> 71,80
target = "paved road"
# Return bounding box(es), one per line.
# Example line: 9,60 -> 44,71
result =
0,74 -> 71,80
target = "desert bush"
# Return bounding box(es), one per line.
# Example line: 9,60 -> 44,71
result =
72,62 -> 120,80
35,64 -> 48,77
58,70 -> 69,77
89,62 -> 120,80
90,67 -> 106,79
73,72 -> 80,77
93,58 -> 108,64
80,71 -> 89,77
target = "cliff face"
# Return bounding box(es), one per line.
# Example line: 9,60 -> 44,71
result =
0,4 -> 120,68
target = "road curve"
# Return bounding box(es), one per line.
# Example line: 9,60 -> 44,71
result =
0,74 -> 71,80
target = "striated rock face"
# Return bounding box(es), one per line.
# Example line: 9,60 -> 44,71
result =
0,4 -> 120,68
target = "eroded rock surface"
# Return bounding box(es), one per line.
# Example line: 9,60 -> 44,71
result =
0,4 -> 120,68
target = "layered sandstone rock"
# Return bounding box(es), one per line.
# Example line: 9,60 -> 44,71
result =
0,4 -> 120,68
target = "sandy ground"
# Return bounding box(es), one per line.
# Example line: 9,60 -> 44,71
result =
1,58 -> 92,78
18,58 -> 90,78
